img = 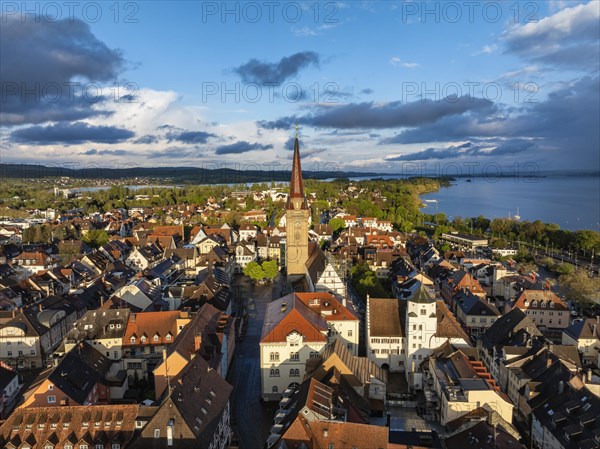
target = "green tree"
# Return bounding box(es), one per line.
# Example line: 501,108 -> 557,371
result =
560,269 -> 600,306
575,230 -> 600,254
262,260 -> 278,281
328,217 -> 346,233
243,261 -> 265,281
82,229 -> 109,248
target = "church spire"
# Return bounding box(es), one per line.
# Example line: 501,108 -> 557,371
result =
287,129 -> 307,210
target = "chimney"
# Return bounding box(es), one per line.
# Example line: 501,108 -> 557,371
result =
194,334 -> 202,353
558,380 -> 564,394
131,313 -> 136,323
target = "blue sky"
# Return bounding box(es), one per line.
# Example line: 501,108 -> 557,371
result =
1,1 -> 598,174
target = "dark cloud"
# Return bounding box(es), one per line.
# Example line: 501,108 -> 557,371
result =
386,76 -> 598,149
386,139 -> 534,162
170,130 -> 216,144
133,135 -> 160,145
215,141 -> 273,155
161,128 -> 216,144
81,148 -> 134,156
11,122 -> 134,145
0,17 -> 124,126
258,95 -> 495,130
147,146 -> 202,159
284,137 -> 296,151
234,51 -> 320,84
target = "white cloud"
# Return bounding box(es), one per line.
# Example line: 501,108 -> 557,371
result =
389,56 -> 420,68
471,44 -> 497,56
503,2 -> 599,50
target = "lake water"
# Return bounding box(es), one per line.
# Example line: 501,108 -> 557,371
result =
420,176 -> 600,231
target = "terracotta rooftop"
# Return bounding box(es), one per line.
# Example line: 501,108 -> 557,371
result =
0,404 -> 138,449
261,294 -> 328,343
124,310 -> 189,347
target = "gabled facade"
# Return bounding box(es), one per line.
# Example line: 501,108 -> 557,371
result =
366,283 -> 470,390
260,295 -> 329,401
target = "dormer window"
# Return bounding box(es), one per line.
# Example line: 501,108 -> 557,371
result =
153,335 -> 159,342
550,302 -> 554,308
532,300 -> 538,307
141,336 -> 146,343
524,301 -> 529,307
130,337 -> 135,344
541,301 -> 546,307
166,334 -> 172,341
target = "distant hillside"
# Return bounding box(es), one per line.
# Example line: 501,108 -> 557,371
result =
0,163 -> 378,183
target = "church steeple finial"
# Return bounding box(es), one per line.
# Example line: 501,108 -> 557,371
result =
295,123 -> 299,139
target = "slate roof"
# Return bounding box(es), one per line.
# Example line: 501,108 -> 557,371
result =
531,384 -> 600,449
25,342 -> 113,405
66,308 -> 130,343
130,355 -> 232,449
480,308 -> 542,351
564,317 -> 600,340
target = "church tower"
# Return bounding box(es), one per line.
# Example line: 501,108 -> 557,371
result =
285,130 -> 310,276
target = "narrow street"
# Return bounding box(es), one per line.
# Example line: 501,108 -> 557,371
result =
228,273 -> 286,449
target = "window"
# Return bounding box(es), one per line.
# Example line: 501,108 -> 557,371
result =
48,384 -> 54,391
270,368 -> 280,377
130,336 -> 135,344
272,386 -> 278,393
290,369 -> 300,377
347,330 -> 352,337
7,351 -> 12,356
269,352 -> 279,362
47,395 -> 56,403
80,445 -> 89,449
153,335 -> 159,342
95,445 -> 104,449
64,445 -> 73,449
154,429 -> 160,438
166,334 -> 172,341
112,445 -> 120,449
290,352 -> 300,361
420,309 -> 426,315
